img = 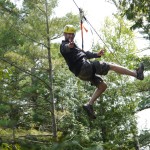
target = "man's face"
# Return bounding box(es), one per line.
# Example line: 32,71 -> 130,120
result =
64,33 -> 75,41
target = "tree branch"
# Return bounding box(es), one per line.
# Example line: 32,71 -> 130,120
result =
17,29 -> 48,48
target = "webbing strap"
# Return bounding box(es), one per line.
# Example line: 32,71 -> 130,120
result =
80,20 -> 84,50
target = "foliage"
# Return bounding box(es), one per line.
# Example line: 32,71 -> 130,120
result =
139,130 -> 150,148
108,0 -> 150,40
0,0 -> 150,149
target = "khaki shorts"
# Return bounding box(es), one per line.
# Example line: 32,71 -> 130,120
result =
77,60 -> 110,87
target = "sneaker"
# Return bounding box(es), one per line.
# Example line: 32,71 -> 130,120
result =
136,63 -> 144,80
83,104 -> 96,119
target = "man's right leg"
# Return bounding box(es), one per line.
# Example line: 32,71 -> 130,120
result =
109,63 -> 137,77
109,63 -> 144,80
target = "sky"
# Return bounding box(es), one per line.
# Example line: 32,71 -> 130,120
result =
10,0 -> 150,131
11,0 -> 149,52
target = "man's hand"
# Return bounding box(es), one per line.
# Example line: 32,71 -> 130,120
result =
68,39 -> 75,48
97,49 -> 105,57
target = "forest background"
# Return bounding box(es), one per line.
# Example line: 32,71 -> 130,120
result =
0,0 -> 150,150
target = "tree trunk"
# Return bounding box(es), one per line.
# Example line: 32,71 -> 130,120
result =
133,129 -> 140,150
45,0 -> 57,139
12,127 -> 16,150
134,137 -> 140,150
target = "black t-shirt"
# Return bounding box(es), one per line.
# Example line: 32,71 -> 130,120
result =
60,40 -> 100,76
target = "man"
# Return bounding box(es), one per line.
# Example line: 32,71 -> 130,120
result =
60,24 -> 144,119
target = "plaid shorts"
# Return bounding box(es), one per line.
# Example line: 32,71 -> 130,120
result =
77,60 -> 110,87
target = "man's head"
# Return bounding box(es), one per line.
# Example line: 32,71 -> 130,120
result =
63,24 -> 76,41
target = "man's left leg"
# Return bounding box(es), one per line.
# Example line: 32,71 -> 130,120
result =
89,82 -> 107,105
83,82 -> 107,119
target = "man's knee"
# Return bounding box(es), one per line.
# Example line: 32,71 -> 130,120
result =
97,82 -> 107,91
109,63 -> 120,71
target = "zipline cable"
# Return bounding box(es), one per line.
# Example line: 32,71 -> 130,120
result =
72,0 -> 122,65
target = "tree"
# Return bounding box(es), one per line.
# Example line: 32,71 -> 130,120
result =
52,15 -> 145,149
94,15 -> 143,149
0,0 -> 79,140
139,130 -> 150,148
1,0 -> 149,149
108,0 -> 150,40
21,0 -> 79,139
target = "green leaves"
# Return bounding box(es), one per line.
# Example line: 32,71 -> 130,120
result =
100,16 -> 137,67
109,0 -> 150,39
0,0 -> 149,149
